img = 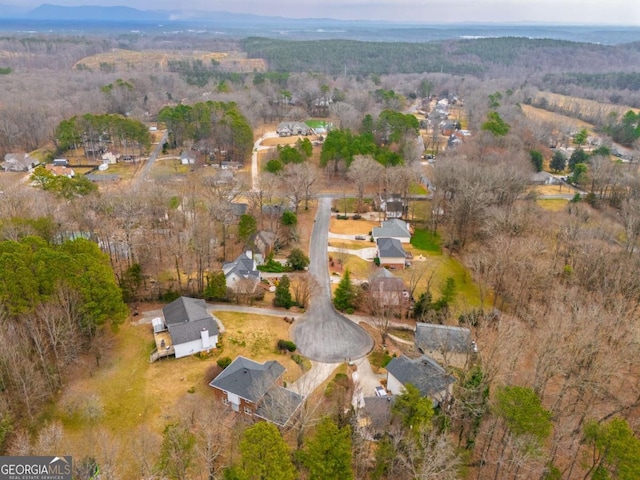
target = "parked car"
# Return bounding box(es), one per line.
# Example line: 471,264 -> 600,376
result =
355,235 -> 366,240
375,385 -> 388,397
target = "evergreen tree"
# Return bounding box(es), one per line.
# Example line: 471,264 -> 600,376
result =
301,417 -> 353,480
392,383 -> 434,430
274,275 -> 293,309
333,269 -> 356,312
203,271 -> 227,301
583,417 -> 640,479
238,422 -> 296,480
529,150 -> 544,172
550,150 -> 567,172
238,214 -> 257,243
569,148 -> 588,171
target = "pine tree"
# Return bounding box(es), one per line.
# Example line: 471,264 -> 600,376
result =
301,417 -> 353,480
238,422 -> 296,480
274,275 -> 293,309
333,269 -> 356,312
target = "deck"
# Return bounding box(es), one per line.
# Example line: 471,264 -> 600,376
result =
149,330 -> 175,362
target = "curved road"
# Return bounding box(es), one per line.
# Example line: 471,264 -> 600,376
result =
292,198 -> 373,362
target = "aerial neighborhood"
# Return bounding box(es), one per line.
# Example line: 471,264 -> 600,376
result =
1,7 -> 640,479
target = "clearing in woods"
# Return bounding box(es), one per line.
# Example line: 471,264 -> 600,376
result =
74,49 -> 267,73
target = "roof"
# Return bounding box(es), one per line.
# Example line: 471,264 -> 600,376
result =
210,356 -> 285,403
163,297 -> 219,345
415,323 -> 471,354
230,202 -> 248,216
223,252 -> 259,280
163,297 -> 211,325
372,219 -> 410,239
255,386 -> 305,427
370,269 -> 405,293
386,355 -> 455,398
361,396 -> 398,433
376,237 -> 406,259
386,201 -> 404,213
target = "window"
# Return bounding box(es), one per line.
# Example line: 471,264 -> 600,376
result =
222,397 -> 229,405
244,407 -> 252,415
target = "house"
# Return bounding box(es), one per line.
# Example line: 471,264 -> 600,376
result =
276,121 -> 311,137
45,163 -> 75,178
376,193 -> 405,220
358,396 -> 398,439
386,355 -> 455,405
223,251 -> 260,293
180,150 -> 197,165
376,238 -> 407,269
369,269 -> 409,308
2,153 -> 38,172
415,323 -> 472,355
529,171 -> 561,185
372,219 -> 411,243
209,356 -> 304,426
150,296 -> 220,361
249,230 -> 277,265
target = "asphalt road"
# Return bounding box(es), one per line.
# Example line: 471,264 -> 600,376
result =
133,130 -> 168,185
292,197 -> 373,363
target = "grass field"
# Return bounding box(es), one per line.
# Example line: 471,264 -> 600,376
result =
329,217 -> 378,235
50,310 -> 304,469
410,228 -> 442,253
74,49 -> 267,73
537,198 -> 570,212
329,240 -> 372,250
521,104 -> 594,132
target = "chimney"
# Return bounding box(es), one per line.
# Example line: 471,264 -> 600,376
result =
245,250 -> 253,259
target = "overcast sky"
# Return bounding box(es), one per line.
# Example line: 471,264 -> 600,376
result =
9,0 -> 640,25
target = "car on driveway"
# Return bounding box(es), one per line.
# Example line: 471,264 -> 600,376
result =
355,235 -> 366,240
375,385 -> 388,397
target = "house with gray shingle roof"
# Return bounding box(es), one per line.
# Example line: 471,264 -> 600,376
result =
372,219 -> 411,243
376,237 -> 407,269
369,269 -> 409,308
209,356 -> 304,426
151,296 -> 220,361
386,355 -> 454,405
2,153 -> 38,172
415,323 -> 471,355
223,251 -> 260,293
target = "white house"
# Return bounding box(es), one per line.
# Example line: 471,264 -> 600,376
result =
372,219 -> 411,243
154,297 -> 220,359
223,251 -> 260,293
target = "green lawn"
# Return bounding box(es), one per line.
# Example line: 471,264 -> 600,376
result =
409,182 -> 428,195
410,228 -> 442,253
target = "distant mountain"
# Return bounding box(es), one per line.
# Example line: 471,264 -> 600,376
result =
26,4 -> 168,22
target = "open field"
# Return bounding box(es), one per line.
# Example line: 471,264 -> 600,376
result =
74,49 -> 267,73
329,239 -> 372,250
537,198 -> 570,212
90,161 -> 140,181
521,104 -> 594,131
534,91 -> 640,118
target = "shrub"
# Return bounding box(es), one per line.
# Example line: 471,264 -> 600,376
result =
336,215 -> 348,220
159,289 -> 181,302
352,214 -> 361,220
277,339 -> 297,352
217,356 -> 232,369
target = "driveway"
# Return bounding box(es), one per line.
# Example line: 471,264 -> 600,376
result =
292,198 -> 374,363
251,132 -> 278,191
328,245 -> 377,261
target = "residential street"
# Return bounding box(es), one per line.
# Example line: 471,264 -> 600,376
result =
292,197 -> 374,363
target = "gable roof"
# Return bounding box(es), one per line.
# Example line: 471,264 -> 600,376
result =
415,323 -> 471,354
163,297 -> 211,325
210,356 -> 285,403
386,355 -> 455,398
163,297 -> 219,345
361,396 -> 398,433
223,252 -> 259,280
255,386 -> 305,427
372,219 -> 410,239
376,237 -> 406,258
3,153 -> 38,171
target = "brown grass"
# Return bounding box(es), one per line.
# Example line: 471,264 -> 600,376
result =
537,198 -> 570,212
529,183 -> 578,195
74,49 -> 266,73
329,218 -> 379,235
521,104 -> 594,131
534,91 -> 640,117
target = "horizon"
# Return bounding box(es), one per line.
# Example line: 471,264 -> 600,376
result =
1,1 -> 639,26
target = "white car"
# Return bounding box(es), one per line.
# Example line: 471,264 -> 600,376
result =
375,385 -> 388,397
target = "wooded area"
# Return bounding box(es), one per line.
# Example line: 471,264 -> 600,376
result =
0,28 -> 639,479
